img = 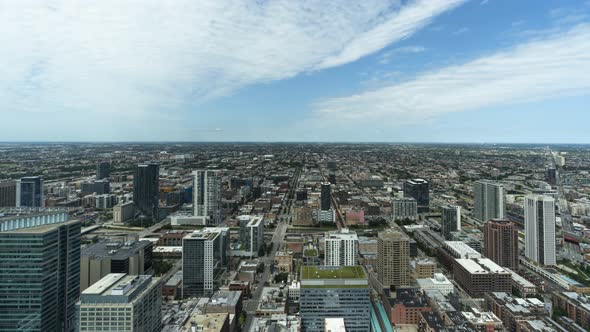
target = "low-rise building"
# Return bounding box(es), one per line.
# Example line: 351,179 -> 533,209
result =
205,290 -> 243,316
385,288 -> 432,326
275,251 -> 293,273
416,273 -> 454,296
181,313 -> 230,332
485,292 -> 548,331
257,287 -> 287,317
413,259 -> 436,279
453,258 -> 511,297
504,268 -> 538,297
552,292 -> 590,329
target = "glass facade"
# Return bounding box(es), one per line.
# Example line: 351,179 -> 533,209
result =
0,221 -> 81,332
300,287 -> 370,332
133,163 -> 160,222
19,176 -> 43,207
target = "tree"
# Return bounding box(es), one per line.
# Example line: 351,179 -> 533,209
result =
238,312 -> 247,328
274,273 -> 289,284
256,262 -> 265,274
258,245 -> 266,257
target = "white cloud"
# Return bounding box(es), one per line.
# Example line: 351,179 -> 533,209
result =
378,46 -> 426,64
312,24 -> 590,124
317,0 -> 465,69
0,0 -> 461,124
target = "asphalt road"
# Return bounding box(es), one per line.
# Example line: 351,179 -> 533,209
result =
243,222 -> 289,331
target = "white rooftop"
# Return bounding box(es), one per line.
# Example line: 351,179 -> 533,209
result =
444,241 -> 482,259
324,318 -> 346,332
456,258 -> 509,275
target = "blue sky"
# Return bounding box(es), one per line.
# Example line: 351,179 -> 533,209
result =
1,0 -> 589,142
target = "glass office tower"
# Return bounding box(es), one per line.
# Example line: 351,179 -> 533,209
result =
0,220 -> 81,331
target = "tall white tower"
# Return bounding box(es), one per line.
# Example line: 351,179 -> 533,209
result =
525,195 -> 556,266
193,170 -> 222,226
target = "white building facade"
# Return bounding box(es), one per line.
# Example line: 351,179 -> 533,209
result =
524,195 -> 556,266
324,228 -> 358,266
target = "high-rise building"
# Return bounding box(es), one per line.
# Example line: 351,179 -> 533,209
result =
0,180 -> 17,207
378,229 -> 410,288
320,182 -> 331,211
403,179 -> 429,213
182,228 -> 229,298
392,197 -> 418,221
133,163 -> 159,221
113,201 -> 135,223
484,219 -> 518,270
324,228 -> 358,266
193,170 -> 222,226
18,176 -> 44,207
238,215 -> 264,257
327,160 -> 337,171
524,195 -> 556,266
441,205 -> 461,240
80,240 -> 154,291
0,220 -> 81,331
77,273 -> 161,332
96,161 -> 111,180
473,181 -> 505,222
546,167 -> 557,186
300,266 -> 370,332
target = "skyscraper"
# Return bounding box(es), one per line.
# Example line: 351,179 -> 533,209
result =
441,205 -> 461,240
546,167 -> 557,186
18,176 -> 43,207
0,220 -> 81,331
324,228 -> 358,266
96,161 -> 111,180
473,180 -> 505,222
193,170 -> 222,226
0,180 -> 17,207
525,195 -> 556,266
300,266 -> 370,332
133,163 -> 159,222
182,228 -> 229,298
320,182 -> 331,211
378,229 -> 410,288
484,219 -> 518,270
403,179 -> 429,213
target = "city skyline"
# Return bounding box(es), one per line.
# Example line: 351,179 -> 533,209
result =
1,0 -> 589,142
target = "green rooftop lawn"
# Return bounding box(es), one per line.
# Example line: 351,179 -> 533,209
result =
303,249 -> 318,257
301,266 -> 365,280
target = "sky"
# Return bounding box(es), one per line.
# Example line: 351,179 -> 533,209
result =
1,0 -> 590,143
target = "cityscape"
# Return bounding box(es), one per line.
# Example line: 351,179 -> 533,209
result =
2,0 -> 590,332
1,143 -> 590,331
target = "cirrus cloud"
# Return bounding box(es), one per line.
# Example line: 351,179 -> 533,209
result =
0,0 -> 463,120
312,24 -> 590,124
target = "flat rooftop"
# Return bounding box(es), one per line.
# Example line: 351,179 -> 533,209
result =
182,313 -> 228,331
301,266 -> 366,280
456,258 -> 509,275
82,240 -> 151,260
444,241 -> 481,259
